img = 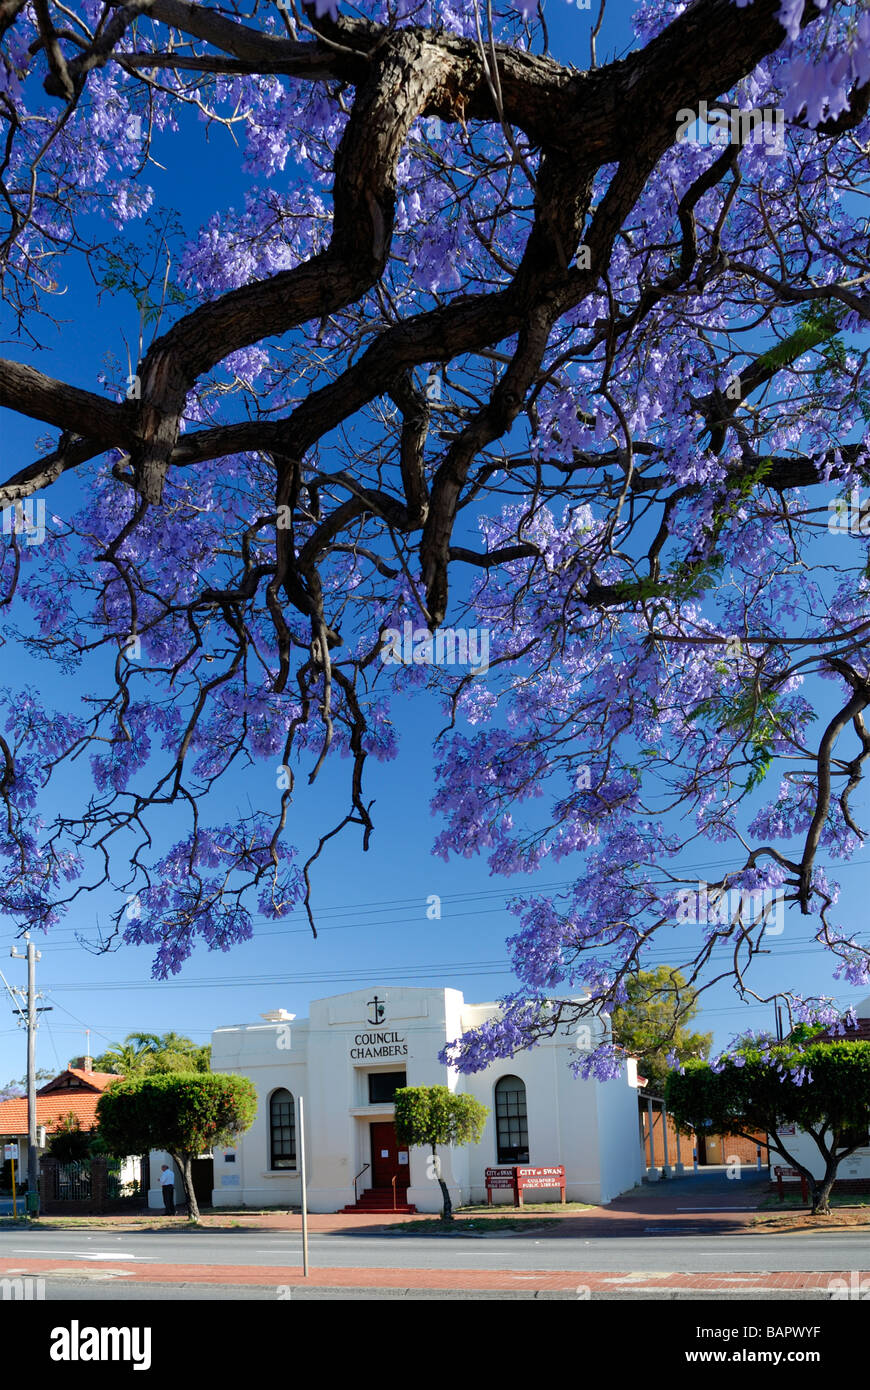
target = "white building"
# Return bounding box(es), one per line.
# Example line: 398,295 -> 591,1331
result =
199,985 -> 643,1214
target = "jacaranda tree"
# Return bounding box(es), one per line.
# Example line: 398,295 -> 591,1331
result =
667,1040 -> 870,1213
0,0 -> 869,1084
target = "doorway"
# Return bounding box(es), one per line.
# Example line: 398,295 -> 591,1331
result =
190,1157 -> 214,1210
370,1121 -> 410,1190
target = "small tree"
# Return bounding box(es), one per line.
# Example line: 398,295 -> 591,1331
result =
96,1073 -> 257,1221
393,1086 -> 488,1221
666,1041 -> 870,1214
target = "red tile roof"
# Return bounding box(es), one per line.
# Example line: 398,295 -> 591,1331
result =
0,1066 -> 124,1136
0,1092 -> 108,1135
38,1067 -> 122,1095
817,1017 -> 870,1044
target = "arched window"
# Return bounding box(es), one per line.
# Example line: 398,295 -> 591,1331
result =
495,1075 -> 529,1164
269,1089 -> 296,1169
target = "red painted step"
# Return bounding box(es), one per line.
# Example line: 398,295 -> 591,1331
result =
340,1188 -> 417,1214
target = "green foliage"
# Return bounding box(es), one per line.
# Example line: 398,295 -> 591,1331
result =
96,1072 -> 257,1161
393,1086 -> 488,1150
91,1031 -> 211,1077
610,967 -> 711,1095
93,209 -> 188,327
47,1113 -> 97,1164
687,684 -> 811,794
753,306 -> 843,377
666,1042 -> 870,1146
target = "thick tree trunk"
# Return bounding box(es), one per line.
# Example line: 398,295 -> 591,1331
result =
437,1176 -> 453,1221
173,1153 -> 200,1222
810,1160 -> 839,1215
433,1147 -> 452,1220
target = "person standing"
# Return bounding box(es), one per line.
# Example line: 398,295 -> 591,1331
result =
160,1164 -> 176,1215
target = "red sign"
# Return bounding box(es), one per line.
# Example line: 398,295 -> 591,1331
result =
516,1165 -> 565,1198
484,1164 -> 567,1206
773,1165 -> 808,1202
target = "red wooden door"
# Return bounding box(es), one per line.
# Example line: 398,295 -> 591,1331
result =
370,1122 -> 409,1189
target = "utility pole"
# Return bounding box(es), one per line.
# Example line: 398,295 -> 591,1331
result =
9,936 -> 51,1213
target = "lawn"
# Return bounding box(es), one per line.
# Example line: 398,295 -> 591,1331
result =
378,1215 -> 559,1234
758,1193 -> 870,1210
451,1201 -> 593,1215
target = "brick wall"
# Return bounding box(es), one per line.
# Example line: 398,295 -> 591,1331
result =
640,1106 -> 767,1167
38,1156 -> 146,1215
703,1131 -> 768,1166
640,1107 -> 693,1166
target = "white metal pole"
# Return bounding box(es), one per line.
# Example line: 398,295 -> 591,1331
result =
299,1095 -> 309,1278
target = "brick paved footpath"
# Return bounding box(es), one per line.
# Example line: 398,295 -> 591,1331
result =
0,1258 -> 865,1293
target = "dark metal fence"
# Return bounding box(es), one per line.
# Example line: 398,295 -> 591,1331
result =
53,1160 -> 92,1201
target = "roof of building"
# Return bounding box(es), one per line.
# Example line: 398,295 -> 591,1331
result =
0,1092 -> 106,1134
38,1067 -> 121,1095
817,1016 -> 870,1044
0,1066 -> 123,1137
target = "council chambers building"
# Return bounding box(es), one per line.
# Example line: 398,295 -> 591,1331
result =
192,985 -> 644,1214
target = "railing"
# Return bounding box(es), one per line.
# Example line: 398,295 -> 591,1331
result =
352,1163 -> 370,1203
54,1161 -> 92,1201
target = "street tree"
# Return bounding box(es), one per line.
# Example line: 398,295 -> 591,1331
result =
666,1039 -> 870,1213
393,1085 -> 488,1220
96,1072 -> 257,1221
610,967 -> 713,1095
0,1 -> 869,1081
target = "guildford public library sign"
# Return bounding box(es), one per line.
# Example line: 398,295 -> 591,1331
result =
206,985 -> 644,1214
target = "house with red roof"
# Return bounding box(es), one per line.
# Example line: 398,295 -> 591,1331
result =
0,1057 -> 153,1209
0,1057 -> 121,1150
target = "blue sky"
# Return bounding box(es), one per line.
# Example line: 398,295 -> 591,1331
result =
2,0 -> 870,1085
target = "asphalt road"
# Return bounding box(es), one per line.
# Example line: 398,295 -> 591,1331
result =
2,1226 -> 869,1272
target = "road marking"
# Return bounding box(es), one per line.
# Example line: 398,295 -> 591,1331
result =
12,1249 -> 155,1261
